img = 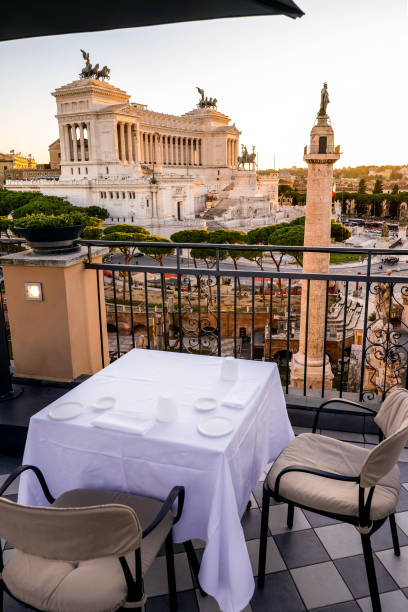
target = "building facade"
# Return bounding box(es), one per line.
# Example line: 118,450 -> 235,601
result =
7,76 -> 278,231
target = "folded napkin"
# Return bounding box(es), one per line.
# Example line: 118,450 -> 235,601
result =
221,381 -> 260,410
92,412 -> 155,435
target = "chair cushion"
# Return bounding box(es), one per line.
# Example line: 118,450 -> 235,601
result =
268,433 -> 400,521
2,489 -> 174,612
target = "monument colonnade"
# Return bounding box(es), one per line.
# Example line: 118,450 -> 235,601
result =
60,122 -> 92,163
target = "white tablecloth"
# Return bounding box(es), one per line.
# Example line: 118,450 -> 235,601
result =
19,350 -> 293,612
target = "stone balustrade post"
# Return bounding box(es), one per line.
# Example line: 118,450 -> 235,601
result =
0,247 -> 109,382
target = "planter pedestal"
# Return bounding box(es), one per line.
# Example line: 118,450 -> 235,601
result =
0,247 -> 109,382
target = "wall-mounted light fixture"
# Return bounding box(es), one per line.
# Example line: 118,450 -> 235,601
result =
25,282 -> 43,301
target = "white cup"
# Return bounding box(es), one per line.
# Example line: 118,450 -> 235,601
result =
156,393 -> 178,423
221,356 -> 238,382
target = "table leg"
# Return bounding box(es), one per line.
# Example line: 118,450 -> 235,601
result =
184,540 -> 207,597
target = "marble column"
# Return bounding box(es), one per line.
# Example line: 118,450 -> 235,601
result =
72,125 -> 78,162
127,124 -> 133,162
79,124 -> 85,162
290,113 -> 340,390
85,122 -> 91,160
119,123 -> 125,162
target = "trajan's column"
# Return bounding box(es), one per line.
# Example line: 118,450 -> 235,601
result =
291,83 -> 340,389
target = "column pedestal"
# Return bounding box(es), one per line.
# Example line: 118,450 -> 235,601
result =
290,353 -> 333,390
1,247 -> 109,382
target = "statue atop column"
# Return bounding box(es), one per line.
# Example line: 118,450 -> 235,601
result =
318,82 -> 330,117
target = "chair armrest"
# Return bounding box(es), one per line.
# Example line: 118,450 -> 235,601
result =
312,399 -> 378,433
273,464 -> 360,498
142,486 -> 185,538
0,465 -> 55,503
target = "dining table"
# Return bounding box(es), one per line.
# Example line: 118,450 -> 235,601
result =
19,349 -> 294,612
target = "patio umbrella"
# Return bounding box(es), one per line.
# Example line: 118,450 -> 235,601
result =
0,1 -> 304,42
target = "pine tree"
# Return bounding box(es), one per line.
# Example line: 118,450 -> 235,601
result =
373,178 -> 383,194
358,178 -> 367,194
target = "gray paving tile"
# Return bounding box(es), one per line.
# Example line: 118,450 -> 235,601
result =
146,589 -> 198,611
334,554 -> 397,598
196,590 -> 251,612
396,486 -> 408,512
303,509 -> 341,528
0,474 -> 19,496
395,510 -> 408,536
274,529 -> 330,569
144,552 -> 193,597
268,504 -> 310,535
375,546 -> 408,588
369,519 -> 408,552
357,589 -> 408,611
242,508 -> 264,540
291,561 -> 353,610
253,482 -> 281,508
315,524 -> 362,559
251,570 -> 306,611
397,462 -> 408,482
310,602 -> 361,611
246,537 -> 286,576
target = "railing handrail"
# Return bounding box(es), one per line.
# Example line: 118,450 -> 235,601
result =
79,239 -> 408,256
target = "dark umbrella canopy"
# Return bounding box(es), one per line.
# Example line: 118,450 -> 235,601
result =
1,1 -> 304,42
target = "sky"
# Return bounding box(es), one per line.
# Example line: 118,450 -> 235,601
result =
1,0 -> 407,169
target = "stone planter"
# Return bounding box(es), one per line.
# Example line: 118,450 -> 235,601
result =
14,225 -> 84,254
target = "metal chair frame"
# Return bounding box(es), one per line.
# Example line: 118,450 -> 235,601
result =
0,465 -> 185,612
258,399 -> 402,612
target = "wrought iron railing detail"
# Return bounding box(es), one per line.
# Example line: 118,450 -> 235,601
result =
3,237 -> 408,404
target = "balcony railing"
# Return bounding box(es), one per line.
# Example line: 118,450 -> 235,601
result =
2,237 -> 408,405
75,239 -> 408,404
304,145 -> 341,155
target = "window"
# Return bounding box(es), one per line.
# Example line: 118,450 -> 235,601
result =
106,167 -> 109,174
122,192 -> 126,199
110,192 -> 113,199
71,168 -> 74,175
116,192 -> 119,198
85,168 -> 88,175
78,168 -> 81,174
146,199 -> 149,207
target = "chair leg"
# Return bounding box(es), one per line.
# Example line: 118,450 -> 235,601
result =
184,540 -> 207,597
389,513 -> 400,556
287,502 -> 294,529
361,534 -> 382,612
165,530 -> 178,611
257,487 -> 270,589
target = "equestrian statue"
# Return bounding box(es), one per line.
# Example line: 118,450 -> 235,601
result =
80,50 -> 111,80
238,145 -> 257,170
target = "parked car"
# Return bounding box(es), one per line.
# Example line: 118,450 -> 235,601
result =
382,257 -> 399,265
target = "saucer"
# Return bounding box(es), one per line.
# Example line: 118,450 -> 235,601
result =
92,396 -> 116,411
49,402 -> 83,421
197,416 -> 234,437
194,397 -> 218,412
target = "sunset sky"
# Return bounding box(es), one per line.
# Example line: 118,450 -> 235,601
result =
1,0 -> 407,169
